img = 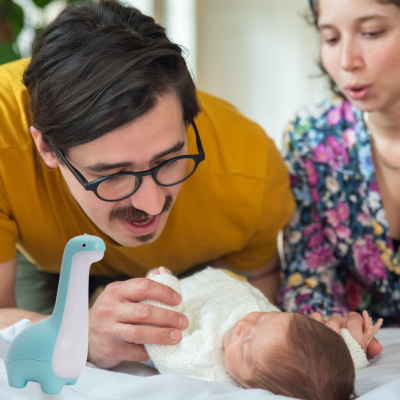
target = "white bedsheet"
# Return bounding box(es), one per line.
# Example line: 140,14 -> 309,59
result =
0,320 -> 399,400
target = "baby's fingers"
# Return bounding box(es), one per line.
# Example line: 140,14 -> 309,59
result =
362,310 -> 371,330
372,318 -> 383,336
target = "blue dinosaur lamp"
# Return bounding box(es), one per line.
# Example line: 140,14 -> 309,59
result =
4,234 -> 106,394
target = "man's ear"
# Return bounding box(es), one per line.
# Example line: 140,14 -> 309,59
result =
30,127 -> 60,169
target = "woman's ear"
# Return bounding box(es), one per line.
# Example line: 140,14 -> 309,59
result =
30,127 -> 60,169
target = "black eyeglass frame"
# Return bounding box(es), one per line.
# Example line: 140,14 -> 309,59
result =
55,121 -> 205,202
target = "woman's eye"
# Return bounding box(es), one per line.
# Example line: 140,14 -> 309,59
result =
324,36 -> 339,45
363,30 -> 384,38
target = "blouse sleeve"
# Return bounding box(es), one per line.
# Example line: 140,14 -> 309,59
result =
279,118 -> 346,317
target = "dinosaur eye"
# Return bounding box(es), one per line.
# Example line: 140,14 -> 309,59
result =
80,244 -> 86,249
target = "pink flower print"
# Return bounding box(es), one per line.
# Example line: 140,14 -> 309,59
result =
369,181 -> 379,192
307,233 -> 324,248
353,236 -> 387,284
327,107 -> 342,126
304,222 -> 320,237
297,304 -> 315,314
337,226 -> 352,240
305,245 -> 336,269
356,213 -> 370,226
290,175 -> 300,186
324,227 -> 337,245
330,278 -> 345,304
305,159 -> 318,186
337,202 -> 350,222
343,102 -> 356,123
326,135 -> 349,165
312,210 -> 322,224
296,293 -> 312,306
311,188 -> 321,203
326,135 -> 342,154
314,144 -> 332,163
343,128 -> 357,148
326,209 -> 340,228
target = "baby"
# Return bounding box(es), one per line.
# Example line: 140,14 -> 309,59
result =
142,267 -> 382,400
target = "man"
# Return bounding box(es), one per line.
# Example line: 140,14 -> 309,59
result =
0,0 -> 294,368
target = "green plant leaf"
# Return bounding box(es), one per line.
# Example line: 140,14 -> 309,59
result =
0,42 -> 20,65
0,1 -> 24,43
10,2 -> 24,38
31,0 -> 55,8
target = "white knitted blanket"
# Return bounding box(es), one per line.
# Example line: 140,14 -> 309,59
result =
142,268 -> 367,386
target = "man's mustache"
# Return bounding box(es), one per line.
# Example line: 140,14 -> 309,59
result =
109,195 -> 173,221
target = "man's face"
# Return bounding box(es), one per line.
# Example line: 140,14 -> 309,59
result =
56,93 -> 188,247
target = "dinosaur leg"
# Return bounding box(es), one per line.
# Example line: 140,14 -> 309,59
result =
5,361 -> 28,388
40,380 -> 65,395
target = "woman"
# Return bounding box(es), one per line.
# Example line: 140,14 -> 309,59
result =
281,0 -> 400,327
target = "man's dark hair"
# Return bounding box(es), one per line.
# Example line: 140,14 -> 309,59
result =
245,314 -> 357,400
308,0 -> 400,98
23,0 -> 200,156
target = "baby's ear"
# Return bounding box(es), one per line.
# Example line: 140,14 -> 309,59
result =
30,127 -> 59,169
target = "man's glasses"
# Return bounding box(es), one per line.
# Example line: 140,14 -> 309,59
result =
56,121 -> 205,202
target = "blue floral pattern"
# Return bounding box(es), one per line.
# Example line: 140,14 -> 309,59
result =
280,98 -> 400,326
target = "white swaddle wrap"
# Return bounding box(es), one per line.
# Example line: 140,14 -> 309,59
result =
141,268 -> 367,386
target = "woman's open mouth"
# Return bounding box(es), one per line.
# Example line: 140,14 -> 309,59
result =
345,84 -> 372,100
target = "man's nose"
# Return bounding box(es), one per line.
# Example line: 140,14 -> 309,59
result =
129,175 -> 166,216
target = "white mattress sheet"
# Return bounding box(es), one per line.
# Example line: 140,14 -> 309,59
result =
0,320 -> 399,400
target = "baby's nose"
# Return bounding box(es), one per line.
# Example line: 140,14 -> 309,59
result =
236,318 -> 252,337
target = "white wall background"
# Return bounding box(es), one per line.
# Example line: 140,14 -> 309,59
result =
13,0 -> 332,148
196,0 -> 331,147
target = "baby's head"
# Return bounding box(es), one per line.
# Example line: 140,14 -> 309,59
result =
224,312 -> 356,400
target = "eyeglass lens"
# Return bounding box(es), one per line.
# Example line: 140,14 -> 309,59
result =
97,158 -> 196,201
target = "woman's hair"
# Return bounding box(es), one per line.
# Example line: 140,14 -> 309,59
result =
23,0 -> 200,156
309,0 -> 400,97
245,314 -> 357,400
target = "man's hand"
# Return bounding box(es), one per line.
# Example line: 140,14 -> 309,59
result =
88,277 -> 189,369
309,311 -> 383,359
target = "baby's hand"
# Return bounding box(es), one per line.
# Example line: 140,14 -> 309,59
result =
310,311 -> 383,358
146,267 -> 173,278
346,311 -> 383,353
361,311 -> 383,349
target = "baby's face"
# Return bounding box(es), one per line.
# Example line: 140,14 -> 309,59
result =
223,312 -> 291,387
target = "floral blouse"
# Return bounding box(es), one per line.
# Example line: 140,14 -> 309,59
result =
280,98 -> 400,327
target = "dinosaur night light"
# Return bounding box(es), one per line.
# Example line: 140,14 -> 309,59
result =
4,234 -> 105,394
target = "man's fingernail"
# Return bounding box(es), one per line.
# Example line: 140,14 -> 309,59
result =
179,316 -> 188,328
170,330 -> 180,341
174,292 -> 182,303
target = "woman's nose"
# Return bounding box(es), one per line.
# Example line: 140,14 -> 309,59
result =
129,175 -> 166,215
340,38 -> 363,72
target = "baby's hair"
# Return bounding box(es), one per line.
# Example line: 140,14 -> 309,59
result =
245,313 -> 357,400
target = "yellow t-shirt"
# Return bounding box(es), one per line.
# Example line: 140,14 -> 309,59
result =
0,59 -> 294,277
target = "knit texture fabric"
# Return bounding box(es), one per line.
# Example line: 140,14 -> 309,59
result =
341,328 -> 369,370
141,268 -> 368,386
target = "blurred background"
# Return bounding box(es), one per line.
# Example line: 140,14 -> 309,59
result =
0,0 -> 331,147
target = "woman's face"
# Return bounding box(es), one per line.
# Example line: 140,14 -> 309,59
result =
318,0 -> 400,114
